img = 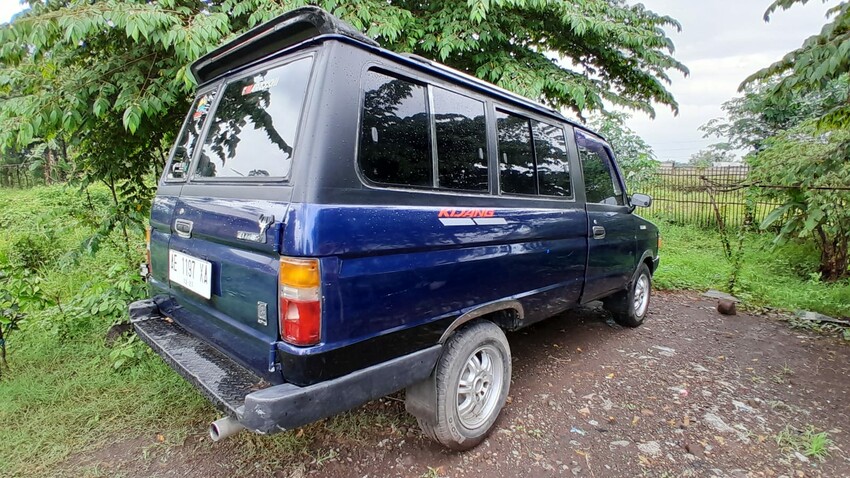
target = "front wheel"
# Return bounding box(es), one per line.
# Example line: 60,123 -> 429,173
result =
417,321 -> 511,451
604,263 -> 652,327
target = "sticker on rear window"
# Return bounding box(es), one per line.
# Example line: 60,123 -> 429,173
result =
242,78 -> 279,95
193,94 -> 212,118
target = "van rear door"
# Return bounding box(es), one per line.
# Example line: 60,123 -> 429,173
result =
161,55 -> 314,380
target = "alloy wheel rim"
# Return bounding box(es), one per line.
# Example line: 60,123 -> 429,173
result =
456,345 -> 504,430
633,274 -> 650,317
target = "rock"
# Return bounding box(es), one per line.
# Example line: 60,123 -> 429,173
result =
793,452 -> 809,463
795,310 -> 850,326
684,442 -> 704,458
717,300 -> 737,316
637,441 -> 662,457
732,400 -> 756,414
702,289 -> 740,302
703,413 -> 735,434
652,345 -> 676,357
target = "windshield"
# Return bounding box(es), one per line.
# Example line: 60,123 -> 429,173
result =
194,57 -> 313,179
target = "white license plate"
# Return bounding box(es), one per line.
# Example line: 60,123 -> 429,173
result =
169,250 -> 212,299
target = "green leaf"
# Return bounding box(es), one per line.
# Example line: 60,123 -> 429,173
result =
760,203 -> 794,230
122,106 -> 141,134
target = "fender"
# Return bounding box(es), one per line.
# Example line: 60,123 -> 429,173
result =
438,299 -> 524,343
407,299 -> 524,424
637,249 -> 658,275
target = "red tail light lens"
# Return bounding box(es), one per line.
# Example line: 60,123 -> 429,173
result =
144,226 -> 152,272
279,257 -> 321,346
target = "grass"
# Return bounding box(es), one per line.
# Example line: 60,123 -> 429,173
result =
653,222 -> 850,318
0,185 -> 848,476
775,426 -> 833,460
0,185 -> 217,476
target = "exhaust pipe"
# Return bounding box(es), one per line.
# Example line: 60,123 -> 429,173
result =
209,416 -> 245,442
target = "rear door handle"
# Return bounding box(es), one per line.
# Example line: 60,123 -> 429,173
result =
174,219 -> 193,239
592,225 -> 606,240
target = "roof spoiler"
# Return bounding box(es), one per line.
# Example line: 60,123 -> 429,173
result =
190,6 -> 377,84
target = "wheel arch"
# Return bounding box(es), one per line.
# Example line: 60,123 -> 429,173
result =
438,299 -> 524,344
638,249 -> 657,275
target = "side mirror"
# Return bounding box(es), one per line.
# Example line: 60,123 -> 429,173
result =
630,193 -> 652,208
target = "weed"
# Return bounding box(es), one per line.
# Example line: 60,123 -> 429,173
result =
420,467 -> 443,478
775,425 -> 833,461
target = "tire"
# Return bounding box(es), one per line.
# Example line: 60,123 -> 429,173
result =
417,321 -> 511,451
604,263 -> 652,328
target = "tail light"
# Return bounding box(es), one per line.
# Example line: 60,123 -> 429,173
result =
144,226 -> 152,272
279,257 -> 321,346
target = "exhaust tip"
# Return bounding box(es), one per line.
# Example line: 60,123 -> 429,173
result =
209,416 -> 245,442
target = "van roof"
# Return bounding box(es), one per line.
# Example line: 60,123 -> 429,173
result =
190,6 -> 601,139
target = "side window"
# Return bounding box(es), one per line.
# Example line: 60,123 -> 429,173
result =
576,131 -> 624,205
433,88 -> 489,192
195,57 -> 313,179
496,111 -> 536,195
165,92 -> 215,181
359,71 -> 432,187
532,120 -> 572,198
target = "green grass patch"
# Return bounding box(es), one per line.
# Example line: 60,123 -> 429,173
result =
775,425 -> 833,461
654,222 -> 850,318
0,185 -> 215,477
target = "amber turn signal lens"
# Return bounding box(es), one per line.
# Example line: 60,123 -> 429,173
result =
279,257 -> 320,288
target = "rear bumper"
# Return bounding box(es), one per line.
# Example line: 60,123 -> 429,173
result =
129,299 -> 441,434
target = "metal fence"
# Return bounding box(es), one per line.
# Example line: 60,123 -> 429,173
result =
634,165 -> 784,228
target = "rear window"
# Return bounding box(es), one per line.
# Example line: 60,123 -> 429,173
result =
165,92 -> 215,181
194,57 -> 313,180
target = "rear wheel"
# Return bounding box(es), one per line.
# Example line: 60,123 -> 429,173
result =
604,263 -> 652,327
417,321 -> 511,450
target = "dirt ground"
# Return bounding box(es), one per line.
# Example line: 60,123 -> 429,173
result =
67,291 -> 850,477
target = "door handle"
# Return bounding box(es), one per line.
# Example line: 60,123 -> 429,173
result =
592,225 -> 606,240
174,219 -> 193,239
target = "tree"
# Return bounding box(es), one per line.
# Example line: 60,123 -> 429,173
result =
0,0 -> 687,218
702,75 -> 849,154
735,0 -> 850,281
744,0 -> 850,130
587,111 -> 658,186
687,148 -> 733,169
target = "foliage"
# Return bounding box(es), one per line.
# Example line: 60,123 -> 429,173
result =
702,75 -> 849,154
587,111 -> 659,186
753,124 -> 850,280
745,0 -> 850,130
687,148 -> 735,168
717,1 -> 850,281
0,0 -> 687,216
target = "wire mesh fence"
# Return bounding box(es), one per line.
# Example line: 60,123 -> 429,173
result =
632,164 -> 784,228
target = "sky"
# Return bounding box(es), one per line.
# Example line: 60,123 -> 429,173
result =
622,0 -> 833,162
0,0 -> 835,162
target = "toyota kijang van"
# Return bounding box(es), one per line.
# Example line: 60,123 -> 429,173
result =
130,6 -> 659,451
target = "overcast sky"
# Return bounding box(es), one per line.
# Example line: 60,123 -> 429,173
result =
622,0 -> 833,162
0,0 -> 835,161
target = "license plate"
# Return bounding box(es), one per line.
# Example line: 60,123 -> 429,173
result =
169,250 -> 212,299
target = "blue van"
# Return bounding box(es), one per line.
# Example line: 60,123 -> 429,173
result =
129,6 -> 659,451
